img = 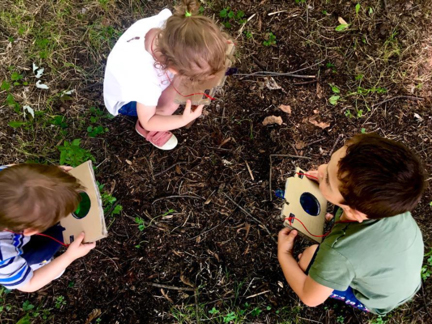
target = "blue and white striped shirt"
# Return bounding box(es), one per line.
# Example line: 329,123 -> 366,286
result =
0,232 -> 33,289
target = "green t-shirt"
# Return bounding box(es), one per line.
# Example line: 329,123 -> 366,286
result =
309,211 -> 423,315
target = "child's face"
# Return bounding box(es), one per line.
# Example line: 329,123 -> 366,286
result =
317,146 -> 347,206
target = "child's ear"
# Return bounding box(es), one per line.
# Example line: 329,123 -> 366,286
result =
22,228 -> 40,236
167,67 -> 178,75
342,206 -> 368,223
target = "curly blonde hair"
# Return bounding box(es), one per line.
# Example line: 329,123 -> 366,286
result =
154,0 -> 231,84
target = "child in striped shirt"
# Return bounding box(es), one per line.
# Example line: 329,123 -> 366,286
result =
0,164 -> 95,292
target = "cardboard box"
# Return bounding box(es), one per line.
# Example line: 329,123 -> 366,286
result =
280,168 -> 327,243
60,161 -> 107,244
173,42 -> 235,106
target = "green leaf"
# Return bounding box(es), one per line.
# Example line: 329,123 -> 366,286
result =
16,314 -> 31,324
335,24 -> 349,31
8,121 -> 27,128
330,84 -> 340,94
209,307 -> 220,315
1,81 -> 10,91
219,8 -> 228,18
112,205 -> 122,215
355,3 -> 361,14
361,128 -> 366,134
329,95 -> 340,105
11,72 -> 23,81
22,301 -> 34,311
228,11 -> 235,19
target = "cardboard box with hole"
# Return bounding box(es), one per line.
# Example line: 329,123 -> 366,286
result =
280,168 -> 328,243
60,161 -> 107,244
173,42 -> 235,106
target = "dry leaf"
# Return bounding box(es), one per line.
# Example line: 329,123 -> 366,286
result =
309,118 -> 330,129
175,165 -> 181,174
262,115 -> 283,126
85,309 -> 101,324
295,141 -> 305,150
338,17 -> 348,25
264,77 -> 282,90
279,104 -> 292,114
161,289 -> 174,303
316,82 -> 323,99
180,275 -> 194,288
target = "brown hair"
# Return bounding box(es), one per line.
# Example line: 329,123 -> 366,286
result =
155,0 -> 230,83
0,164 -> 84,232
337,133 -> 426,219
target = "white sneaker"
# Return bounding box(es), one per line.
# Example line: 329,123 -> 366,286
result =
135,121 -> 178,150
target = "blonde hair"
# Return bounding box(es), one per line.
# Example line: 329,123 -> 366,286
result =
155,0 -> 231,84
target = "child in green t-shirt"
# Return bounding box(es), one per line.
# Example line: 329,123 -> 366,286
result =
277,133 -> 426,315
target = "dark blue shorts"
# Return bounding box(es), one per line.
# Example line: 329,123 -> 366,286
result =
306,246 -> 369,312
21,224 -> 65,266
118,101 -> 138,117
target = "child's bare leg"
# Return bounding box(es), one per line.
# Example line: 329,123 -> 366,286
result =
298,244 -> 319,272
141,84 -> 180,143
155,83 -> 180,116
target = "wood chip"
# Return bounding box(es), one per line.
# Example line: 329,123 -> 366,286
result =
338,17 -> 348,25
262,115 -> 283,126
265,77 -> 282,90
295,141 -> 305,150
180,275 -> 194,288
316,82 -> 323,99
279,104 -> 292,114
308,117 -> 330,129
125,159 -> 132,165
85,309 -> 101,324
161,289 -> 174,303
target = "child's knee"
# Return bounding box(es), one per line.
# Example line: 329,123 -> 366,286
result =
298,244 -> 319,272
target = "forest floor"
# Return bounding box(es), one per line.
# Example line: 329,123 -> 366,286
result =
0,0 -> 431,323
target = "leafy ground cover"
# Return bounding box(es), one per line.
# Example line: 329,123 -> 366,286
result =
0,0 -> 431,323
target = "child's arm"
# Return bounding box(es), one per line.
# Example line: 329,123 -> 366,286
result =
278,228 -> 333,307
137,100 -> 203,132
18,232 -> 95,293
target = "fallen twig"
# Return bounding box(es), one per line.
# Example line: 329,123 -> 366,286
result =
328,134 -> 344,157
234,71 -> 316,79
222,193 -> 276,243
148,283 -> 195,292
152,195 -> 204,205
372,95 -> 424,108
246,290 -> 271,299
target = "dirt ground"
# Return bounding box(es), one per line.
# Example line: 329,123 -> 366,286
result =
0,0 -> 431,323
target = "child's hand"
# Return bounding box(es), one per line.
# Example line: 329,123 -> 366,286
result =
182,100 -> 204,124
65,232 -> 96,261
306,170 -> 319,182
278,227 -> 298,257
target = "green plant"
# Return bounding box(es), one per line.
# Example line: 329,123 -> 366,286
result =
54,296 -> 66,309
263,32 -> 276,46
135,217 -> 146,231
345,110 -> 353,118
337,315 -> 345,323
219,7 -> 246,29
329,95 -> 340,105
87,125 -> 108,137
421,248 -> 432,281
244,30 -> 253,39
355,3 -> 361,15
335,24 -> 349,32
369,316 -> 387,324
98,183 -> 122,216
57,139 -> 95,167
